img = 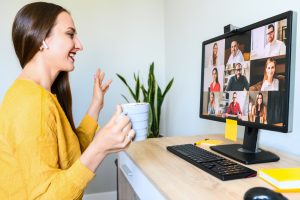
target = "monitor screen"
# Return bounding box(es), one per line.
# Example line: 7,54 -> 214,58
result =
199,11 -> 296,164
200,11 -> 295,133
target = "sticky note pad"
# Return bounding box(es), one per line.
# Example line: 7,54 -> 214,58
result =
225,119 -> 237,141
195,139 -> 223,146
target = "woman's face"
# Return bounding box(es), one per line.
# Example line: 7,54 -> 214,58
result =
266,61 -> 275,79
213,44 -> 218,55
43,12 -> 83,72
212,69 -> 217,81
257,94 -> 263,105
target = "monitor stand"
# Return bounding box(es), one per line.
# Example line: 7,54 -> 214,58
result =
210,127 -> 280,164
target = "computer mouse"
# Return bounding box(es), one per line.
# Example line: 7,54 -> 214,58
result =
244,187 -> 288,200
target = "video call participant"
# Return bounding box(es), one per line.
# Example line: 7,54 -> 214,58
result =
264,24 -> 286,57
209,43 -> 220,67
226,63 -> 249,91
225,92 -> 242,119
227,40 -> 244,65
208,92 -> 217,115
209,68 -> 220,92
250,93 -> 267,124
261,58 -> 279,91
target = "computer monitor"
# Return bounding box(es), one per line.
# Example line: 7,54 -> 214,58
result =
200,11 -> 296,164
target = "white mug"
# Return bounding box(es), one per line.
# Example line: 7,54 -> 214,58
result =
121,103 -> 150,141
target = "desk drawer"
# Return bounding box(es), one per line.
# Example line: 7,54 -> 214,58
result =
118,152 -> 165,200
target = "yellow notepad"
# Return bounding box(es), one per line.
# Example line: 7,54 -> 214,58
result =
259,168 -> 300,192
194,139 -> 223,146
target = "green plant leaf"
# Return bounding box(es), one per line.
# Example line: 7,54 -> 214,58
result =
141,85 -> 148,102
155,85 -> 163,137
135,74 -> 140,102
116,73 -> 137,102
162,78 -> 174,99
121,94 -> 130,103
148,62 -> 155,90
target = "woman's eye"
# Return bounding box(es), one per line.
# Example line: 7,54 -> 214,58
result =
67,33 -> 74,38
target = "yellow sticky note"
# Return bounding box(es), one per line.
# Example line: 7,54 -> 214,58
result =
225,119 -> 237,141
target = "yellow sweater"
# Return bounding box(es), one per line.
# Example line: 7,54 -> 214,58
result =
0,79 -> 98,199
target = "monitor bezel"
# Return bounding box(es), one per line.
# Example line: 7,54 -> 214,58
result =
199,11 -> 294,133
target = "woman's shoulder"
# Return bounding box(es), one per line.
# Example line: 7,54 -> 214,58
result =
1,79 -> 58,114
0,80 -> 60,141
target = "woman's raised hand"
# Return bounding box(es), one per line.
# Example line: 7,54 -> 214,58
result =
92,68 -> 112,110
87,68 -> 112,121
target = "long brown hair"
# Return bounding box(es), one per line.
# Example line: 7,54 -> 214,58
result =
12,2 -> 76,132
212,43 -> 218,66
254,92 -> 266,117
212,67 -> 219,83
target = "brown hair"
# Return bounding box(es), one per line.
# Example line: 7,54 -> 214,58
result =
212,67 -> 219,83
264,57 -> 276,81
212,43 -> 218,66
12,2 -> 76,132
254,92 -> 266,117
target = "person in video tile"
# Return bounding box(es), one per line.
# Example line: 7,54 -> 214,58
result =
225,92 -> 242,119
226,63 -> 249,91
261,58 -> 279,91
264,24 -> 286,57
208,92 -> 217,115
227,40 -> 244,65
250,92 -> 267,124
209,42 -> 221,67
209,68 -> 220,92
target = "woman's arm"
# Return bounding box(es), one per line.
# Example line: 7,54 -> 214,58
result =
77,69 -> 112,151
87,68 -> 112,122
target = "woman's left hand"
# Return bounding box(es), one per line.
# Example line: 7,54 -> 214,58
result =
92,68 -> 112,110
87,68 -> 112,121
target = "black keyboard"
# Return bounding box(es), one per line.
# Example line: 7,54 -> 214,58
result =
166,144 -> 257,181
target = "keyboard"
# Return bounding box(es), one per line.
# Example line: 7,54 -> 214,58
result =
166,144 -> 257,181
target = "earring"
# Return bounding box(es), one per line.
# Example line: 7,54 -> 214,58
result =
42,40 -> 49,49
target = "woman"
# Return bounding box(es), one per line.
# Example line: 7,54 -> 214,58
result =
251,93 -> 267,124
209,42 -> 219,67
209,67 -> 220,92
0,2 -> 135,199
208,92 -> 217,115
261,57 -> 279,91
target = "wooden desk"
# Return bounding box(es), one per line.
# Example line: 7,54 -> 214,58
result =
118,134 -> 300,200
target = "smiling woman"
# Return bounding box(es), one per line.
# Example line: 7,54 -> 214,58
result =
0,2 -> 134,199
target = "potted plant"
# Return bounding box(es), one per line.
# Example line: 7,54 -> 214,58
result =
116,62 -> 174,138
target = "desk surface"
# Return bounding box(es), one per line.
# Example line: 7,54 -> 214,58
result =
125,134 -> 300,200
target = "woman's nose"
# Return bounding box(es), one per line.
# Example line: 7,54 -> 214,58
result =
75,36 -> 83,51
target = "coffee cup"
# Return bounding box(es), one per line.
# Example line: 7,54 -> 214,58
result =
121,103 -> 150,141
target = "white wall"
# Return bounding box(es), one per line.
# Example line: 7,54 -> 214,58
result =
0,0 -> 165,194
164,0 -> 300,156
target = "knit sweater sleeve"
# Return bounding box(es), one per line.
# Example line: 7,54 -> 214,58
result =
76,115 -> 99,152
